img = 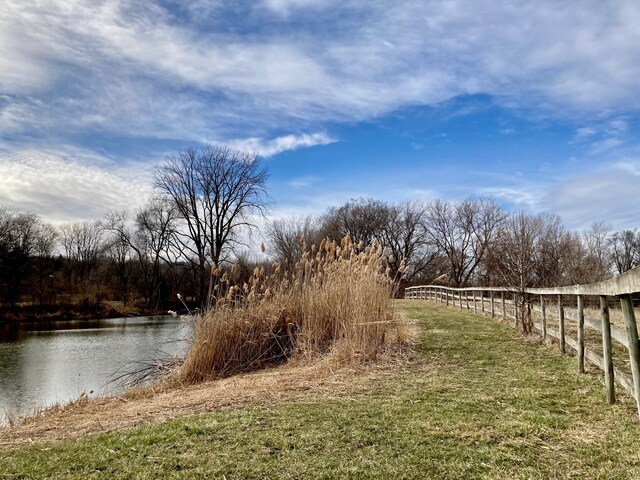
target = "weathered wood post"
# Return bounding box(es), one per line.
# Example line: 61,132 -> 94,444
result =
577,295 -> 585,373
514,292 -> 519,328
526,298 -> 532,334
466,291 -> 470,310
600,295 -> 615,404
540,295 -> 547,341
620,294 -> 640,417
501,291 -> 506,321
558,295 -> 565,353
473,291 -> 477,314
481,291 -> 485,314
459,290 -> 463,310
446,290 -> 449,306
490,291 -> 495,318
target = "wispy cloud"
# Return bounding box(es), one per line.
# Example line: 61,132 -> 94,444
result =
228,132 -> 335,157
543,161 -> 640,230
2,0 -> 640,144
288,176 -> 321,188
0,146 -> 153,223
1,0 -> 640,227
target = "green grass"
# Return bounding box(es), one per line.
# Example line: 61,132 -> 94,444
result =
3,300 -> 640,479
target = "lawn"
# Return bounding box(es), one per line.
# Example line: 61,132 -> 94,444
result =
2,300 -> 640,479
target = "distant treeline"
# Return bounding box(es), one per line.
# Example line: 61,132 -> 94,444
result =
267,198 -> 639,294
1,146 -> 639,318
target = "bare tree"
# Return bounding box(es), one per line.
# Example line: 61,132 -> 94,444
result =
609,229 -> 640,274
493,211 -> 580,333
378,201 -> 442,284
321,198 -> 389,248
154,146 -> 269,303
266,216 -> 321,269
103,199 -> 179,307
32,222 -> 58,306
0,209 -> 44,307
582,221 -> 612,281
425,198 -> 506,287
102,212 -> 134,304
59,221 -> 105,296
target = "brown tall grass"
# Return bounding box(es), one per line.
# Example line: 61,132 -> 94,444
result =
177,237 -> 407,384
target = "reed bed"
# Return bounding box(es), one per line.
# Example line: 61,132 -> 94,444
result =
177,237 -> 407,384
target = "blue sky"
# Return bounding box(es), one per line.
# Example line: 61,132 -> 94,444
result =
1,0 -> 639,231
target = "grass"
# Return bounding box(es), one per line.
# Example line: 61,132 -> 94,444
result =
3,300 -> 640,479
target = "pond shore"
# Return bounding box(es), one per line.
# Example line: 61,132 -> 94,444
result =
0,303 -> 169,324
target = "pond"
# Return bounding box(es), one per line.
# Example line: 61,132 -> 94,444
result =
0,315 -> 193,423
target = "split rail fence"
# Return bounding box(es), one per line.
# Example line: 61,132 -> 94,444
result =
405,266 -> 640,417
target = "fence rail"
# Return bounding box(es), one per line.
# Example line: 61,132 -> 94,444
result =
405,266 -> 640,417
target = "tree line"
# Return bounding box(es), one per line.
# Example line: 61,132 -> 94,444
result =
1,145 -> 639,318
0,146 -> 267,316
267,199 -> 640,294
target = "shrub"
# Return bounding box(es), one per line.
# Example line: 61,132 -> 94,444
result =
177,237 -> 406,383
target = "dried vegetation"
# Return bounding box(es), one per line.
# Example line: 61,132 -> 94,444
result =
177,236 -> 409,383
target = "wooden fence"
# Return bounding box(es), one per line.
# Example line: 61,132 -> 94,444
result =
405,266 -> 640,417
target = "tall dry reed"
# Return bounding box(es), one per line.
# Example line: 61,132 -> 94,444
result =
177,237 -> 406,384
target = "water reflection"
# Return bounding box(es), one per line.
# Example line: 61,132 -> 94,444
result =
0,316 -> 192,421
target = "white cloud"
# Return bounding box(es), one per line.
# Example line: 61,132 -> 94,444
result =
228,132 -> 335,157
288,176 -> 321,188
543,162 -> 640,230
2,0 -> 640,143
589,137 -> 623,155
575,127 -> 597,139
0,147 -> 153,224
260,0 -> 338,16
1,0 -> 640,228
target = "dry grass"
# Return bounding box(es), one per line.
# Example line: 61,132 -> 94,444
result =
0,317 -> 420,448
177,237 -> 408,383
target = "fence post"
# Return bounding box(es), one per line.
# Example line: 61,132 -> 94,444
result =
514,292 -> 518,327
501,291 -> 506,321
489,291 -> 494,318
459,291 -> 463,311
540,295 -> 547,341
473,291 -> 477,314
620,294 -> 640,417
600,295 -> 615,405
446,290 -> 449,306
481,291 -> 485,314
558,295 -> 565,353
577,295 -> 585,373
466,291 -> 470,310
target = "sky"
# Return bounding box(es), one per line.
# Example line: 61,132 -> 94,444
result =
1,0 -> 640,232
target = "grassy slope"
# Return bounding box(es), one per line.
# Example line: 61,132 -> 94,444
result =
2,300 -> 640,479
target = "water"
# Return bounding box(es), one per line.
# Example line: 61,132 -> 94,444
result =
0,316 -> 193,422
